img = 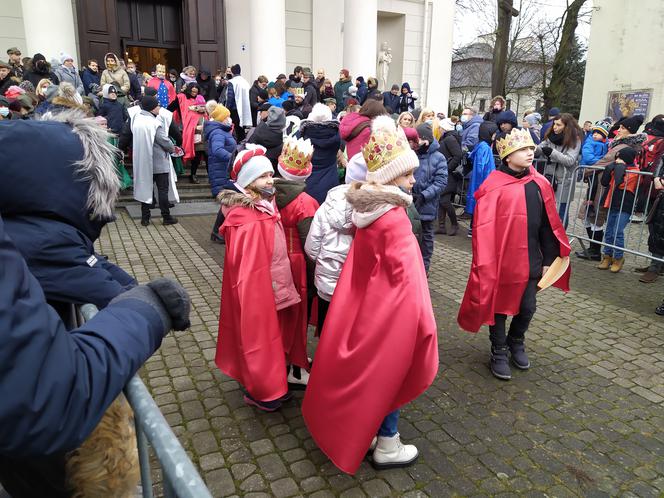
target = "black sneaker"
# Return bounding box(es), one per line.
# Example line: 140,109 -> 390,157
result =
656,303 -> 664,316
490,347 -> 512,380
140,218 -> 150,226
507,337 -> 530,370
210,232 -> 225,244
163,216 -> 179,225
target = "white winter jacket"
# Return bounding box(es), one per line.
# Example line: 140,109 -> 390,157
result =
304,184 -> 355,301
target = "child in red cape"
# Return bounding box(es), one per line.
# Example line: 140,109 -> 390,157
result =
215,144 -> 301,412
274,137 -> 320,389
457,128 -> 571,380
302,116 -> 439,474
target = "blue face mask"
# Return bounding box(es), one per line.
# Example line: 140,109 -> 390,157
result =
258,186 -> 276,199
0,107 -> 9,117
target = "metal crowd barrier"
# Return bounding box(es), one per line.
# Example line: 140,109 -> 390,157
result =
78,304 -> 213,498
450,155 -> 662,264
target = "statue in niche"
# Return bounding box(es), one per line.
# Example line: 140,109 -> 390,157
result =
377,42 -> 392,92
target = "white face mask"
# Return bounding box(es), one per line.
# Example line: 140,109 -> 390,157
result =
460,115 -> 469,123
0,107 -> 9,117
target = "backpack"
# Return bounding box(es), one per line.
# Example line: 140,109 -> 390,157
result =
227,127 -> 256,175
636,135 -> 664,199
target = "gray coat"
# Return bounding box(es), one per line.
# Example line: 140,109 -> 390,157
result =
536,138 -> 581,204
54,65 -> 84,95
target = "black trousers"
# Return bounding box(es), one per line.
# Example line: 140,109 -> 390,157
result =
212,208 -> 225,236
0,453 -> 68,498
489,278 -> 538,348
439,175 -> 459,226
230,108 -> 246,141
316,296 -> 330,335
141,173 -> 170,219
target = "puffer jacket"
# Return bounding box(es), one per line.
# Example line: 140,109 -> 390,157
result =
413,139 -> 448,221
536,136 -> 582,204
300,120 -> 341,204
339,112 -> 371,160
204,120 -> 236,197
304,184 -> 355,301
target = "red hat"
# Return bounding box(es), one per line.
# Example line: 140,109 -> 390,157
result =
340,68 -> 350,78
403,126 -> 419,143
231,145 -> 273,188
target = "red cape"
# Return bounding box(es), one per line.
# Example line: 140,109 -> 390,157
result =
215,206 -> 288,402
147,77 -> 176,106
278,192 -> 319,369
176,93 -> 202,160
457,168 -> 571,333
302,207 -> 439,474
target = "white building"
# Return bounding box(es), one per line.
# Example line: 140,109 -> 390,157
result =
580,0 -> 664,124
1,0 -> 455,113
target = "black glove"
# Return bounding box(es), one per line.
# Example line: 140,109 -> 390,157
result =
146,278 -> 191,331
413,193 -> 425,209
541,146 -> 553,158
110,278 -> 191,332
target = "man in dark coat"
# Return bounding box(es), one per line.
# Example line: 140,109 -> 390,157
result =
80,59 -> 101,95
302,71 -> 319,108
125,60 -> 143,101
249,75 -> 268,127
0,61 -> 15,96
0,111 -> 136,309
382,84 -> 400,114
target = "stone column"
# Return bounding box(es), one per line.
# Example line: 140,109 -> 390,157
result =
249,0 -> 286,79
343,0 -> 378,80
21,0 -> 78,63
426,0 -> 455,114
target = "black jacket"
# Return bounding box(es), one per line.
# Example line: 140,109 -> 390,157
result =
247,121 -> 283,169
499,164 -> 559,278
439,130 -> 463,173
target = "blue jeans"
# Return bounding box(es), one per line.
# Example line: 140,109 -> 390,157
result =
603,211 -> 631,259
558,202 -> 569,229
378,410 -> 399,437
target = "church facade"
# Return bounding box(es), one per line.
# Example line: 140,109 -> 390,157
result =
2,0 -> 455,112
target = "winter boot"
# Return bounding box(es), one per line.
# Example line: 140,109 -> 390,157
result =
140,217 -> 150,227
371,433 -> 418,470
639,270 -> 659,283
163,215 -> 179,225
243,392 -> 282,412
597,255 -> 613,270
610,257 -> 625,273
366,436 -> 378,455
655,301 -> 664,316
490,347 -> 512,380
287,365 -> 309,390
507,337 -> 530,370
448,224 -> 459,236
210,232 -> 225,244
435,209 -> 446,234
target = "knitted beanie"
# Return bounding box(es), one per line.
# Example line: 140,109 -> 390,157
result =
345,152 -> 368,184
210,104 -> 230,122
616,147 -> 637,165
364,116 -> 419,184
308,103 -> 332,122
592,120 -> 610,138
231,145 -> 274,188
621,115 -> 644,134
278,137 -> 314,182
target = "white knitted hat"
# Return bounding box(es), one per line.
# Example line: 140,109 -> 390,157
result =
363,116 -> 419,184
231,144 -> 274,188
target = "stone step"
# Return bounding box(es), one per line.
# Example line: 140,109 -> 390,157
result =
117,188 -> 214,206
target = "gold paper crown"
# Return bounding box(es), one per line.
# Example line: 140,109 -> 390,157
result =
495,128 -> 536,160
292,87 -> 305,97
278,137 -> 314,180
362,125 -> 411,173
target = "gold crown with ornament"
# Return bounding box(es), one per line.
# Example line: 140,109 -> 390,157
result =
292,87 -> 305,97
495,128 -> 536,159
363,116 -> 419,184
278,137 -> 314,181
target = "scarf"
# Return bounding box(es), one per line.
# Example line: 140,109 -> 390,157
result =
180,72 -> 197,85
548,131 -> 564,146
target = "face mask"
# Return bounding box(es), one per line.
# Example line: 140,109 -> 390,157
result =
398,186 -> 412,196
258,186 -> 276,198
0,107 -> 9,117
425,119 -> 433,125
460,115 -> 469,123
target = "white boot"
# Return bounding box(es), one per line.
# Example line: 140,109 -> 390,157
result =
367,436 -> 377,454
371,433 -> 418,469
287,366 -> 310,390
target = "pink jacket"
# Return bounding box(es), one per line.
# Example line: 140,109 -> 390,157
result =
339,112 -> 371,159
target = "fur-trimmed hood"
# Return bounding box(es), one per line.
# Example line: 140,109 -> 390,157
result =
217,189 -> 256,208
346,182 -> 412,228
0,109 -> 120,241
609,133 -> 647,150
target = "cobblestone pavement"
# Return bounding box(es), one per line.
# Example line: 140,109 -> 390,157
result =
97,211 -> 664,498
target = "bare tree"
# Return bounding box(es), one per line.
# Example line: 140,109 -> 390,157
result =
491,0 -> 519,96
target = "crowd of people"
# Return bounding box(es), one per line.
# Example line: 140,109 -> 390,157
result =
2,45 -> 664,495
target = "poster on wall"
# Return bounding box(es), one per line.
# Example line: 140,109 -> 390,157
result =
605,90 -> 652,122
